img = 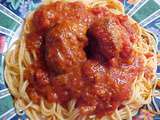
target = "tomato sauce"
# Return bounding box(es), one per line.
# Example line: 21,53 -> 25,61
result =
25,1 -> 144,117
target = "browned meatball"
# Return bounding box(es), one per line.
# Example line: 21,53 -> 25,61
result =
45,20 -> 87,74
88,14 -> 133,61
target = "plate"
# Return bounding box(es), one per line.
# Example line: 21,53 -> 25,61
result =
0,0 -> 160,119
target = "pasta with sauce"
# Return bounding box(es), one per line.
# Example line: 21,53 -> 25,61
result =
4,0 -> 157,120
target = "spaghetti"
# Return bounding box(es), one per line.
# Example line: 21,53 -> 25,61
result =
4,0 -> 157,120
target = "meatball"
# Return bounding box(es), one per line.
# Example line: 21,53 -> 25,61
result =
81,60 -> 114,100
79,60 -> 119,115
88,14 -> 133,61
33,1 -> 65,32
51,67 -> 84,104
118,15 -> 139,43
82,60 -> 108,83
45,20 -> 87,74
33,1 -> 93,32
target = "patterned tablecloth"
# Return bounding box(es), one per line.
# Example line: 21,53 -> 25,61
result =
0,0 -> 160,119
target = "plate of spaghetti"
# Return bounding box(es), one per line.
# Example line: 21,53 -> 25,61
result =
1,0 -> 160,120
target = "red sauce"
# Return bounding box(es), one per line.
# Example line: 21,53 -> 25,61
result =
25,1 -> 144,117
